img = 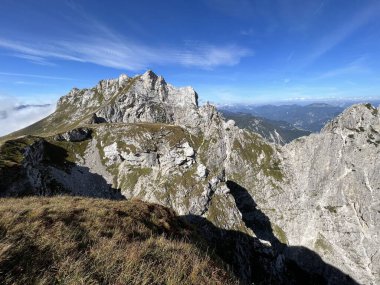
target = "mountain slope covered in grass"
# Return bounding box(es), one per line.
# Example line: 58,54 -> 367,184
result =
1,71 -> 379,284
0,196 -> 237,285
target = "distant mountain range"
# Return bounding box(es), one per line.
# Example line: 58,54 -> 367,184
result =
1,71 -> 379,284
219,103 -> 344,133
219,102 -> 380,143
219,102 -> 380,134
220,110 -> 311,145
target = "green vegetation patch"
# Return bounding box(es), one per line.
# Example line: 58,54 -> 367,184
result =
0,136 -> 40,168
159,166 -> 205,208
130,123 -> 189,148
119,167 -> 152,190
364,103 -> 379,116
0,196 -> 238,285
0,136 -> 42,194
324,205 -> 339,214
43,139 -> 90,167
2,77 -> 141,141
272,224 -> 288,244
206,194 -> 248,233
314,234 -> 333,253
364,103 -> 373,110
232,133 -> 284,182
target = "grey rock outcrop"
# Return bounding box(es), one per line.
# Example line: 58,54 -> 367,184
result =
54,127 -> 92,142
55,70 -> 201,133
1,71 -> 379,284
86,113 -> 105,124
278,103 -> 380,285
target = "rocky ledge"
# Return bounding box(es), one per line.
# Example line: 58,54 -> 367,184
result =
0,71 -> 379,284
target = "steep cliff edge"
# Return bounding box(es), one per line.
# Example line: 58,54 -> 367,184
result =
1,71 -> 283,237
0,71 -> 379,284
279,103 -> 380,285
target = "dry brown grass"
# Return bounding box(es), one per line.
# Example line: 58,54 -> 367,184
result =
0,196 -> 238,285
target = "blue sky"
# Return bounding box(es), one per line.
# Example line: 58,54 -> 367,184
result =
1,0 -> 380,105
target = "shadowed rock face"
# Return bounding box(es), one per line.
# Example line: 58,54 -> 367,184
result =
54,128 -> 92,142
0,138 -> 122,199
0,71 -> 379,284
219,180 -> 359,285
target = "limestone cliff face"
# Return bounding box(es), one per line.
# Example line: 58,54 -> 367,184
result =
56,70 -> 201,132
278,104 -> 380,285
1,71 -> 281,236
0,71 -> 379,284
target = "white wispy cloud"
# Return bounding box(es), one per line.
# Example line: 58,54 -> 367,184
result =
12,54 -> 55,66
287,51 -> 295,62
204,0 -> 255,18
314,0 -> 326,15
0,36 -> 251,71
306,2 -> 380,65
176,44 -> 252,68
0,96 -> 55,136
0,1 -> 252,70
315,57 -> 370,79
0,12 -> 251,71
0,72 -> 74,81
12,81 -> 55,86
0,38 -> 83,62
240,28 -> 254,36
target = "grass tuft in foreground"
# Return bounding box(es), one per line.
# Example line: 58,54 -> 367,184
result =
0,196 -> 238,285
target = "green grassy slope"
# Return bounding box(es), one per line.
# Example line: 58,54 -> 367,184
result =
0,196 -> 238,285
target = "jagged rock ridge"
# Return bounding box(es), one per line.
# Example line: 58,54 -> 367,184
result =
0,71 -> 379,284
55,70 -> 201,134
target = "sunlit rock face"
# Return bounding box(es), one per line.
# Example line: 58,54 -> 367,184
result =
280,103 -> 380,285
58,70 -> 200,130
1,71 -> 379,284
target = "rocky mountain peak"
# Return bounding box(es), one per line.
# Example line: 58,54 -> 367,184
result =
52,70 -> 202,132
3,72 -> 379,284
140,69 -> 164,90
118,73 -> 129,85
322,103 -> 379,134
141,69 -> 158,81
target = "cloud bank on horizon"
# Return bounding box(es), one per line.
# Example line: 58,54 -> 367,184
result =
0,97 -> 55,136
0,0 -> 380,109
